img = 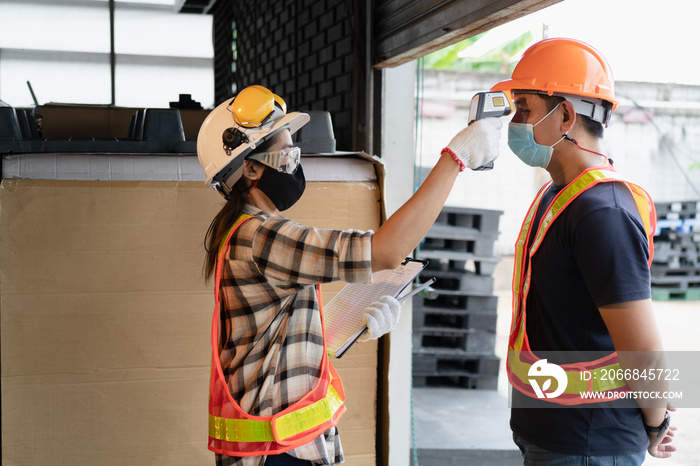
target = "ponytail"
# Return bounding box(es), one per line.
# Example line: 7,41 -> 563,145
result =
203,179 -> 248,281
202,132 -> 281,281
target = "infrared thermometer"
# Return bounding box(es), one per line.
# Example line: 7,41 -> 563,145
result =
468,91 -> 512,170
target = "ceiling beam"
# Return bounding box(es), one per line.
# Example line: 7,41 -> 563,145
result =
374,0 -> 562,68
174,0 -> 216,14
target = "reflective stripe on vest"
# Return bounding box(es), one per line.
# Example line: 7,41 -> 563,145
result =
208,214 -> 346,456
508,165 -> 656,405
209,383 -> 344,443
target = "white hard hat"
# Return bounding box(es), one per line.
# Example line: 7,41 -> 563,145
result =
197,85 -> 310,198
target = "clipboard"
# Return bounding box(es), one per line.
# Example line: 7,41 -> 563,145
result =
324,258 -> 430,358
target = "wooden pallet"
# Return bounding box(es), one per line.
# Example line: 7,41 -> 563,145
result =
651,287 -> 700,301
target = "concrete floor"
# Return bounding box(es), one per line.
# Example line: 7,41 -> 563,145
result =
412,278 -> 700,466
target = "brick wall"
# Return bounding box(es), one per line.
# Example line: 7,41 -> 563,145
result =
211,0 -> 358,151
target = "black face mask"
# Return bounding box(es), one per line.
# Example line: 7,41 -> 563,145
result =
255,164 -> 306,211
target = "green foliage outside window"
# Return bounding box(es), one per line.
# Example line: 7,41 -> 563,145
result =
422,31 -> 534,73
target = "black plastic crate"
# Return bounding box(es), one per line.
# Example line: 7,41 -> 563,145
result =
412,307 -> 498,333
412,350 -> 500,376
650,274 -> 700,291
420,269 -> 494,295
419,251 -> 500,276
655,201 -> 700,220
433,206 -> 502,235
412,327 -> 496,353
422,224 -> 499,256
413,293 -> 498,313
652,241 -> 699,268
412,374 -> 498,390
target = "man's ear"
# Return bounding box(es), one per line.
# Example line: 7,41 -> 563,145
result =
560,100 -> 577,132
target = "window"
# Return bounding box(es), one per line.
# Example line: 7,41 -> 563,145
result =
0,0 -> 214,109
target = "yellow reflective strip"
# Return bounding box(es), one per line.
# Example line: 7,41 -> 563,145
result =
512,314 -> 525,351
508,351 -> 627,394
587,363 -> 627,391
560,363 -> 627,393
209,414 -> 275,442
511,186 -> 549,347
209,385 -> 344,444
513,188 -> 544,294
217,214 -> 253,259
627,184 -> 654,238
508,350 -> 532,389
273,385 -> 343,441
634,194 -> 651,234
530,170 -> 608,253
565,370 -> 588,392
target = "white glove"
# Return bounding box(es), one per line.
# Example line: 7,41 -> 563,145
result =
444,118 -> 502,170
358,295 -> 401,342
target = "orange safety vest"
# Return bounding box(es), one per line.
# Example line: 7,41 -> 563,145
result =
508,164 -> 656,405
208,214 -> 347,457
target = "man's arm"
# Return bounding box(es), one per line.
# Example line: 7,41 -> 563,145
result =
599,299 -> 676,458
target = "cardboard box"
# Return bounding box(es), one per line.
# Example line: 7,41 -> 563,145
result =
1,153 -> 384,465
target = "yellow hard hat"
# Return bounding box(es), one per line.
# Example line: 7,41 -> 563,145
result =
230,85 -> 288,128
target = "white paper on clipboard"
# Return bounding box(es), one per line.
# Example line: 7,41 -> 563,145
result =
324,258 -> 428,358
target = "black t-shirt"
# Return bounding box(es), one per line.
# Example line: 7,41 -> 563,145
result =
510,180 -> 651,456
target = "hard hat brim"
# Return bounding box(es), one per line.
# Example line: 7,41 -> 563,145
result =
269,111 -> 311,141
491,78 -> 618,111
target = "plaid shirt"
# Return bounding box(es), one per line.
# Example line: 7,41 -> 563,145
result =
215,205 -> 373,466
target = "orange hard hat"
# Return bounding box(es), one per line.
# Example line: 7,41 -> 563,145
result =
491,38 -> 618,111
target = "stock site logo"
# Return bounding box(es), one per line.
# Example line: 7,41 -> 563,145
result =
528,359 -> 568,399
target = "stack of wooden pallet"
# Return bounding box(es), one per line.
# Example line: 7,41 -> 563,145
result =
412,206 -> 502,389
652,201 -> 700,301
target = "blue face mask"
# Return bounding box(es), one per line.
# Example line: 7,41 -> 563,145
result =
508,103 -> 566,168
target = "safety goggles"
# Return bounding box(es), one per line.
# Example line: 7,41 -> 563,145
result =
247,146 -> 302,174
